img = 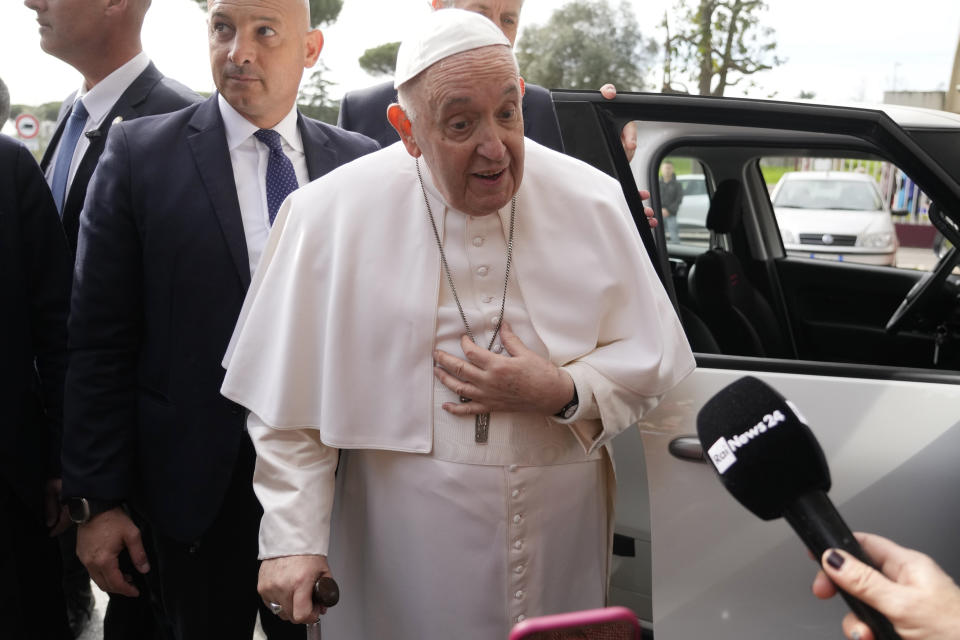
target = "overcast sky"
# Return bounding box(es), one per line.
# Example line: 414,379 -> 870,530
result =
2,0 -> 958,113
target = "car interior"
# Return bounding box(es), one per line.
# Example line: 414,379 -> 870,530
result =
582,109 -> 960,376
652,142 -> 960,374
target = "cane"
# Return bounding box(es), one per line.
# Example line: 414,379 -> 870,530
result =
269,576 -> 340,640
306,577 -> 340,640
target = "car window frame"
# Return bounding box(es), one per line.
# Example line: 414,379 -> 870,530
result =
551,91 -> 960,386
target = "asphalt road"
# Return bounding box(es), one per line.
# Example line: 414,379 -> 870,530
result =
897,246 -> 939,271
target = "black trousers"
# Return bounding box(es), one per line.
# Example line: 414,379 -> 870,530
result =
139,435 -> 303,640
0,481 -> 72,640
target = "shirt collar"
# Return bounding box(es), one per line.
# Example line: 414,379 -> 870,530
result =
218,94 -> 302,154
77,51 -> 150,128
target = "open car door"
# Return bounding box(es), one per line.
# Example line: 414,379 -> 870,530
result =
552,91 -> 960,638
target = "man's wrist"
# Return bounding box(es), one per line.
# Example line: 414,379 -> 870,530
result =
65,497 -> 122,525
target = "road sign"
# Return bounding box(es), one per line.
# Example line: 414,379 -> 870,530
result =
15,113 -> 40,139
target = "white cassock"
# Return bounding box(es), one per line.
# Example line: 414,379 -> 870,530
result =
222,140 -> 695,639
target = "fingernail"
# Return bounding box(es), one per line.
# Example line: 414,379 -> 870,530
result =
138,562 -> 151,573
826,551 -> 845,570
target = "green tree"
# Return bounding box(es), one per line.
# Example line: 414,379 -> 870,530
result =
515,0 -> 657,91
191,0 -> 342,27
11,101 -> 63,122
665,0 -> 783,96
359,42 -> 401,78
297,63 -> 339,124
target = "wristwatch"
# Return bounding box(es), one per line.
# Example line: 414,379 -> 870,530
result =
554,387 -> 580,420
66,497 -> 121,525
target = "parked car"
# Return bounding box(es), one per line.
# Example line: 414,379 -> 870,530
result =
675,173 -> 710,236
551,91 -> 960,638
770,170 -> 900,265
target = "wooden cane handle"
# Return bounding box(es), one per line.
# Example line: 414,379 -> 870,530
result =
313,576 -> 340,608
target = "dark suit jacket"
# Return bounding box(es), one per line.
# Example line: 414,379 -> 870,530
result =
338,79 -> 565,152
41,62 -> 200,255
62,96 -> 379,543
0,135 -> 72,515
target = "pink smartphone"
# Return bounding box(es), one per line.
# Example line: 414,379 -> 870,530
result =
508,606 -> 642,640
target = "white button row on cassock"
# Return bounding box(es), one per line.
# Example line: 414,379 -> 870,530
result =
508,463 -> 528,625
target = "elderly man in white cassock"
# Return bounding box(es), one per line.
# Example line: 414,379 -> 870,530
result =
221,9 -> 695,639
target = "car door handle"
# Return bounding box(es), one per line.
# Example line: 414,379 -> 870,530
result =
669,436 -> 705,463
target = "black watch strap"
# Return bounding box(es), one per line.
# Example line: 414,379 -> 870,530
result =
554,387 -> 580,420
66,497 -> 121,524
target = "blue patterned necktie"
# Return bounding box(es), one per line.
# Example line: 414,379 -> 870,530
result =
254,129 -> 299,225
51,98 -> 89,215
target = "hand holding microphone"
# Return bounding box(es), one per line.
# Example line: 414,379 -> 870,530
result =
696,376 -> 900,640
813,532 -> 960,640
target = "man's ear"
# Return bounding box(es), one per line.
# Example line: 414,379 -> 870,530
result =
304,29 -> 324,68
387,104 -> 421,158
519,77 -> 526,97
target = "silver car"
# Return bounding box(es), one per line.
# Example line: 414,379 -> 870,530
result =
676,173 -> 710,236
771,170 -> 900,266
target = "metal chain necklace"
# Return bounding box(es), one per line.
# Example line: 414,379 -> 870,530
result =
417,158 -> 516,444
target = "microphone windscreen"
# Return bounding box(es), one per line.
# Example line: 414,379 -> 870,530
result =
696,376 -> 830,520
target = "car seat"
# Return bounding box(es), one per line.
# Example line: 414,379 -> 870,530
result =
687,179 -> 788,357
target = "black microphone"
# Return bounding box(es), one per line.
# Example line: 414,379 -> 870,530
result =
696,376 -> 901,640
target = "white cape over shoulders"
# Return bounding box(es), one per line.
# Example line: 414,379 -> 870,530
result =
221,140 -> 694,452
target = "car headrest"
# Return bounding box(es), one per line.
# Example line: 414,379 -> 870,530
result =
706,179 -> 743,234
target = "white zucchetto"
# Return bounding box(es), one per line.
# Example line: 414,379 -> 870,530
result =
393,8 -> 512,89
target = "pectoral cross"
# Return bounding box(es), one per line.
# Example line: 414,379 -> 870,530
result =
461,395 -> 490,443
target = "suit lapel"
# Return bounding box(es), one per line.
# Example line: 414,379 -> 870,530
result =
63,64 -> 164,214
56,64 -> 169,250
298,114 -> 335,182
187,96 -> 251,289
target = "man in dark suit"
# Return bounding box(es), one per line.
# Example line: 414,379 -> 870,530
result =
0,132 -> 73,639
338,0 -> 565,152
61,0 -> 378,638
24,1 -> 200,634
27,0 -> 200,254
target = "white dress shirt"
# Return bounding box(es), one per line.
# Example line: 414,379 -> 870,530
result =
45,51 -> 151,191
218,94 -> 310,275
